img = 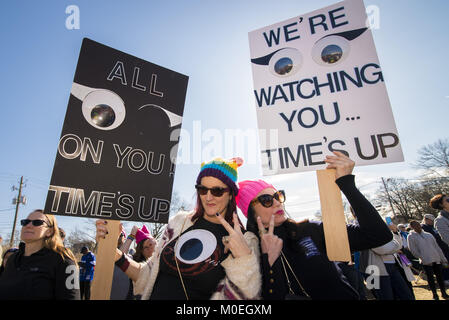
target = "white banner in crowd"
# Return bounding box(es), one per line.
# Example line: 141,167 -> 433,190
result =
248,0 -> 404,175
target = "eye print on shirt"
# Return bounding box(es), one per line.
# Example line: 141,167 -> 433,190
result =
175,229 -> 217,264
251,27 -> 368,77
70,83 -> 182,130
161,229 -> 222,276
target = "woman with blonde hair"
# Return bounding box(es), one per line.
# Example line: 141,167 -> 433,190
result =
0,209 -> 80,299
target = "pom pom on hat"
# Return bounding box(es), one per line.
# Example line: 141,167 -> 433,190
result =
236,179 -> 275,217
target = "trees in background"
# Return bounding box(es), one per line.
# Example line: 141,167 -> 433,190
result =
376,138 -> 449,223
376,176 -> 449,222
413,138 -> 449,176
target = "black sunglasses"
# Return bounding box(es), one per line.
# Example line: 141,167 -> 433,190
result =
20,219 -> 50,227
251,190 -> 286,208
195,185 -> 230,197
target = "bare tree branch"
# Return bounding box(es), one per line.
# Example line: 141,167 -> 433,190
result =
413,138 -> 449,175
376,176 -> 449,221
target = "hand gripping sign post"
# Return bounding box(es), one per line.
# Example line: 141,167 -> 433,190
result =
44,38 -> 188,299
249,0 -> 403,261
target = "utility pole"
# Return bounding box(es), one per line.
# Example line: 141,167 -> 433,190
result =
381,177 -> 396,217
10,176 -> 26,247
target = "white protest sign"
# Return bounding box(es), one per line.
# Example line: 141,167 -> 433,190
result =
249,0 -> 403,175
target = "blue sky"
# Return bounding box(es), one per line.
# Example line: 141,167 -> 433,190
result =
0,0 -> 448,239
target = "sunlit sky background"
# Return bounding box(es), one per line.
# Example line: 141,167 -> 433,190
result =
0,0 -> 447,240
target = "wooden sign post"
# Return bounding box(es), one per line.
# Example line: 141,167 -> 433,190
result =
90,219 -> 121,300
316,169 -> 351,262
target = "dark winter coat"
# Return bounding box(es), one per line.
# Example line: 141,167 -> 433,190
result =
260,175 -> 392,300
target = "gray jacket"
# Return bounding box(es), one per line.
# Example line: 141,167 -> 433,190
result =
359,234 -> 402,276
434,212 -> 449,246
407,230 -> 448,266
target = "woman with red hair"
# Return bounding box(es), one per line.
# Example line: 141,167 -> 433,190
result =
96,157 -> 261,300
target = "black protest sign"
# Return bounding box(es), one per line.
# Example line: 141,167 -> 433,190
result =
44,38 -> 188,223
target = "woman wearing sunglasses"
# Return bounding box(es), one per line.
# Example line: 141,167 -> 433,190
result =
96,157 -> 261,300
0,209 -> 80,299
236,151 -> 393,300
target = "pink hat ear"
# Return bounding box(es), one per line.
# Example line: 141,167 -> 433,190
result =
141,225 -> 149,234
136,227 -> 151,244
135,229 -> 145,244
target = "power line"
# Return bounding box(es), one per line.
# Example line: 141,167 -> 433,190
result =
384,176 -> 449,182
25,183 -> 47,190
358,181 -> 381,189
287,199 -> 320,206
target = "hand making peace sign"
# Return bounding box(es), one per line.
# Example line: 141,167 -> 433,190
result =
215,212 -> 252,259
257,213 -> 283,267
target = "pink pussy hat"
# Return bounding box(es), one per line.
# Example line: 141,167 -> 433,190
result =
236,180 -> 275,217
136,225 -> 153,244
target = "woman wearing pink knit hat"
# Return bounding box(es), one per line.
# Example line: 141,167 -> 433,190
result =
236,151 -> 393,300
132,225 -> 156,263
96,157 -> 261,300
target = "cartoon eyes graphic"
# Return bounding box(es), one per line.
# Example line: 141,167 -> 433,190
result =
258,47 -> 304,78
71,83 -> 126,130
71,82 -> 182,130
175,229 -> 217,264
312,34 -> 350,66
251,27 -> 368,77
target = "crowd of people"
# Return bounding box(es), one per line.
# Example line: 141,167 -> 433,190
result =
0,153 -> 449,300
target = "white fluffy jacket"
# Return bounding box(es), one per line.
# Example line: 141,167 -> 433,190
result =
133,211 -> 261,300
